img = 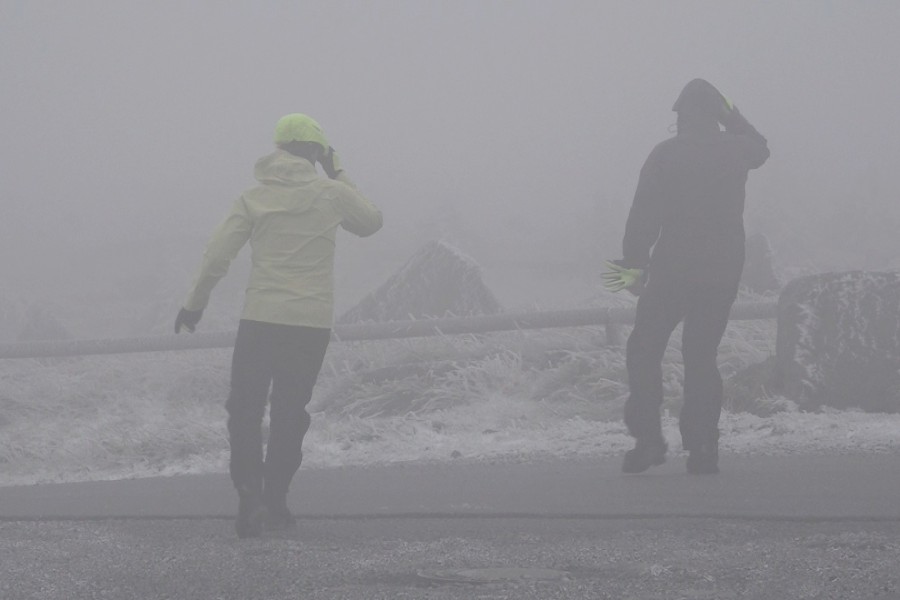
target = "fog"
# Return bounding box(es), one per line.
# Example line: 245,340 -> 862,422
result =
2,1 -> 899,333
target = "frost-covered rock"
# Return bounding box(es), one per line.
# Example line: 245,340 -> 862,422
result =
17,304 -> 71,342
0,297 -> 25,342
339,241 -> 502,323
775,271 -> 900,412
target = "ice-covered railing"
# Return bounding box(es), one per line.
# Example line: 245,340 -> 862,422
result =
0,301 -> 777,359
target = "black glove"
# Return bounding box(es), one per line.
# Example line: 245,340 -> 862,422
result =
319,146 -> 343,179
174,308 -> 203,333
719,104 -> 751,134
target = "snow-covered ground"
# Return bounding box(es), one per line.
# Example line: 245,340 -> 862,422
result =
4,398 -> 899,487
2,319 -> 898,487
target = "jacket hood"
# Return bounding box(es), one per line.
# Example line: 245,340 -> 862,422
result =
672,78 -> 725,118
254,149 -> 317,185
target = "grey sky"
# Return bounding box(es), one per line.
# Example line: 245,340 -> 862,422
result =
2,1 -> 899,307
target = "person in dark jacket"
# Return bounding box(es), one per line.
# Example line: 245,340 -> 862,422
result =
604,79 -> 769,474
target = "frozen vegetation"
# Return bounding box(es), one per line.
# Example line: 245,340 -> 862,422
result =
2,308 -> 898,487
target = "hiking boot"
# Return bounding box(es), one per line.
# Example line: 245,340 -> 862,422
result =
622,437 -> 668,473
265,506 -> 297,532
686,443 -> 719,475
263,492 -> 297,532
235,487 -> 267,539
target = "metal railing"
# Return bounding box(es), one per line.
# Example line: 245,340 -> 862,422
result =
0,301 -> 778,360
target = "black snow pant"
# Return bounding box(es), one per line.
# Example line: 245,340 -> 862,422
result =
226,319 -> 330,500
624,273 -> 739,451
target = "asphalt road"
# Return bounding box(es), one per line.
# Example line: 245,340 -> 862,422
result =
3,453 -> 900,520
2,454 -> 900,600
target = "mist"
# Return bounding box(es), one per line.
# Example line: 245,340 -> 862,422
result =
2,1 -> 899,335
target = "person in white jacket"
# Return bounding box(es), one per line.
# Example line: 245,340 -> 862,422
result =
176,114 -> 382,537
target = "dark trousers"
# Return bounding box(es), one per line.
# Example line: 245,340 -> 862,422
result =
226,319 -> 330,499
624,274 -> 738,451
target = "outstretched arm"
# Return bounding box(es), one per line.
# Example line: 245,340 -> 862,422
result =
337,185 -> 383,238
182,197 -> 253,314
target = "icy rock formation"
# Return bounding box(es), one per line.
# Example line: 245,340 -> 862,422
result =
775,271 -> 900,412
339,241 -> 502,323
17,305 -> 71,342
0,298 -> 25,342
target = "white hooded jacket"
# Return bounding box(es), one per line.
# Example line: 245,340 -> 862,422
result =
183,149 -> 382,328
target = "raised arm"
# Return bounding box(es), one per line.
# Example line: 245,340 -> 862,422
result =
721,105 -> 770,169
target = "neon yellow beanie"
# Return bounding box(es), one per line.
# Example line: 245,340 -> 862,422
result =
273,113 -> 329,149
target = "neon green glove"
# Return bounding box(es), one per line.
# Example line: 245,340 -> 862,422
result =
721,94 -> 734,113
602,261 -> 644,293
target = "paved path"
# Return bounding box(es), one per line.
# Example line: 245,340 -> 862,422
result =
3,453 -> 899,521
4,454 -> 900,599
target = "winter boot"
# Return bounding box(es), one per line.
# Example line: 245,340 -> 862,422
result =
263,486 -> 296,532
687,444 -> 719,475
686,441 -> 719,474
235,485 -> 267,539
621,437 -> 668,473
264,504 -> 296,532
